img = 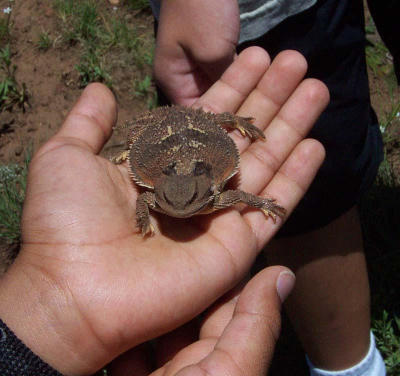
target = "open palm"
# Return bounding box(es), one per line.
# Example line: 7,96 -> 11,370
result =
4,48 -> 328,375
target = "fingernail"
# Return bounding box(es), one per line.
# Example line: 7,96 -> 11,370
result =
276,270 -> 296,303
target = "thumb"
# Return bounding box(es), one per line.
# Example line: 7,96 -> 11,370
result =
178,266 -> 295,376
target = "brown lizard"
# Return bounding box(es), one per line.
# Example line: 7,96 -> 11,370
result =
113,106 -> 285,236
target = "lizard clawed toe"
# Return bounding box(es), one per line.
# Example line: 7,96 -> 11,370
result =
139,221 -> 155,237
261,202 -> 286,223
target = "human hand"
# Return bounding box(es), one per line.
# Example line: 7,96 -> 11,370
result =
0,47 -> 329,375
154,0 -> 240,105
108,267 -> 295,376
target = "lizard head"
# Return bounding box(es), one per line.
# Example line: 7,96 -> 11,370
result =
154,161 -> 216,218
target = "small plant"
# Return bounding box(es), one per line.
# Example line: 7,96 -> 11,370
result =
53,0 -> 75,23
36,31 -> 52,51
0,157 -> 29,245
52,0 -> 154,90
74,1 -> 99,41
365,15 -> 376,35
0,2 -> 12,46
54,0 -> 100,44
373,311 -> 400,375
134,74 -> 152,97
126,0 -> 151,11
381,101 -> 400,132
366,40 -> 391,76
102,17 -> 133,49
75,48 -> 111,87
133,75 -> 157,109
0,45 -> 29,112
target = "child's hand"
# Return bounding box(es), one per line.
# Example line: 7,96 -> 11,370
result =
154,0 -> 240,105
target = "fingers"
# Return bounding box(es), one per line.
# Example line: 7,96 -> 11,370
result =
195,47 -> 271,114
195,50 -> 329,228
233,50 -> 308,150
203,53 -> 328,246
239,78 -> 329,193
170,266 -> 294,376
234,76 -> 329,246
199,268 -> 293,376
243,139 -> 326,248
36,83 -> 117,158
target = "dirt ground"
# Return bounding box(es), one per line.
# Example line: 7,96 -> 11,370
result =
0,0 -> 154,163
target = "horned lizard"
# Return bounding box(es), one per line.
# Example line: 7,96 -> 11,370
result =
113,106 -> 285,236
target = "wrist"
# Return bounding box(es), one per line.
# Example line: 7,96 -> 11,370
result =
0,317 -> 63,376
0,247 -> 104,375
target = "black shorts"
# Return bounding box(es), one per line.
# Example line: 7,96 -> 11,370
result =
238,0 -> 383,236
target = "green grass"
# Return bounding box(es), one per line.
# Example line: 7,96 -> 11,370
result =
126,0 -> 151,12
380,100 -> 400,135
0,156 -> 29,245
365,39 -> 392,76
368,240 -> 400,375
0,45 -> 29,112
0,17 -> 10,45
52,0 -> 154,89
365,15 -> 396,88
75,49 -> 112,88
373,311 -> 400,375
54,0 -> 99,42
54,0 -> 153,87
100,14 -> 153,70
36,31 -> 52,51
0,2 -> 12,46
53,1 -> 106,87
133,74 -> 157,109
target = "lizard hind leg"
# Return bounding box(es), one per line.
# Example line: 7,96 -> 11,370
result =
213,189 -> 285,223
214,112 -> 265,141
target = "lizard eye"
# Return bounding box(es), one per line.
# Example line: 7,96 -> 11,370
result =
163,162 -> 176,176
193,161 -> 211,176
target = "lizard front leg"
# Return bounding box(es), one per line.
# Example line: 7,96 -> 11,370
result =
136,191 -> 157,237
213,189 -> 286,222
214,112 -> 265,141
